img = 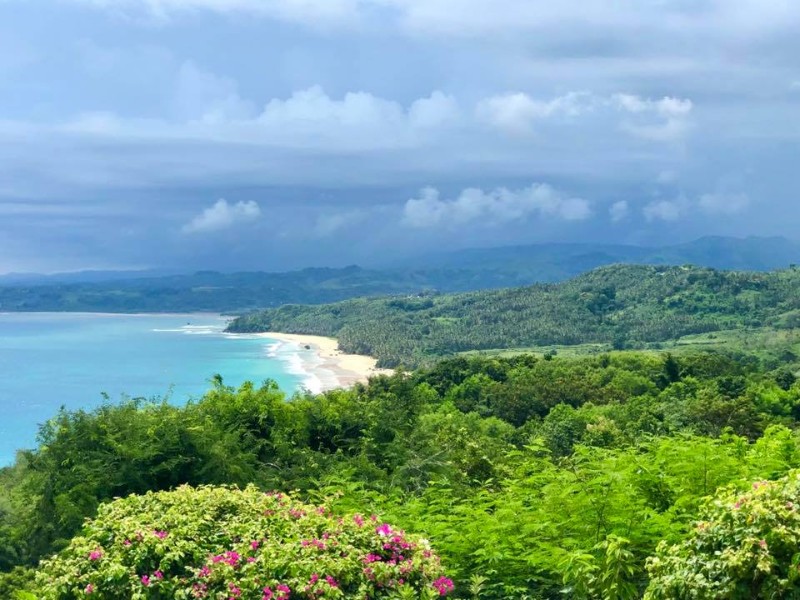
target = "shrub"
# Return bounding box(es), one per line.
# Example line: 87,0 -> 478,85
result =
32,485 -> 451,599
645,471 -> 800,599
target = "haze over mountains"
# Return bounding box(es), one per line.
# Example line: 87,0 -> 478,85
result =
1,235 -> 798,313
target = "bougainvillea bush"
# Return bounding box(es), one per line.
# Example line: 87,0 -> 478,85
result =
645,471 -> 800,599
32,485 -> 453,599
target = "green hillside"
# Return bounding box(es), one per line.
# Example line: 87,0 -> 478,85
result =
228,265 -> 800,367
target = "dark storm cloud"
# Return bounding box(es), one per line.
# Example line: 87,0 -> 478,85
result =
0,0 -> 798,272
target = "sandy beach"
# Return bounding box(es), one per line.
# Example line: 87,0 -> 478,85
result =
255,332 -> 393,393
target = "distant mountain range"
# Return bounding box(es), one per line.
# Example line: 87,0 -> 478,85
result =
1,236 -> 798,313
393,235 -> 800,285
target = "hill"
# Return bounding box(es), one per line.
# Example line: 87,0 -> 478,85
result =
227,264 -> 800,367
1,236 -> 798,313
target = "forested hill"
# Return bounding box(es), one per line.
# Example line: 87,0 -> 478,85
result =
2,236 -> 798,313
227,264 -> 800,367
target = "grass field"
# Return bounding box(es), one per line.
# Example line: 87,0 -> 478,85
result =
459,327 -> 800,369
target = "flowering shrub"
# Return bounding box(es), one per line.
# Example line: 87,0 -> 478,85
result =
645,471 -> 800,599
32,485 -> 451,599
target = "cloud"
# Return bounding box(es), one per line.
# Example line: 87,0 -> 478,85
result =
698,192 -> 750,215
172,61 -> 254,122
402,183 -> 591,228
476,91 -> 593,134
609,200 -> 629,222
643,198 -> 686,222
613,94 -> 692,118
408,91 -> 461,129
57,85 -> 459,152
476,91 -> 691,140
182,199 -> 261,233
613,94 -> 693,142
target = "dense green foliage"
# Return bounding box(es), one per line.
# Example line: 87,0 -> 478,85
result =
645,471 -> 800,599
4,349 -> 800,598
229,265 -> 800,367
31,485 -> 449,599
3,236 -> 798,313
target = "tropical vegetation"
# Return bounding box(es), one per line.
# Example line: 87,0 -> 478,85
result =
3,346 -> 800,598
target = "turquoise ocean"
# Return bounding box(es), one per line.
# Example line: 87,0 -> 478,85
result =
0,313 -> 310,465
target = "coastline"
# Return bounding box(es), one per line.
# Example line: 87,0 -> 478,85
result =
255,332 -> 393,394
254,332 -> 393,394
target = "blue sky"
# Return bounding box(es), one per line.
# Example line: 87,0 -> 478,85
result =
1,0 -> 798,273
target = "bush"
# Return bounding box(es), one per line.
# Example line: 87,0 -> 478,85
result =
32,485 -> 452,599
645,471 -> 800,599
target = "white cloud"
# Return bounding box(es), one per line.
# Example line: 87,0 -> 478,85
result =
698,192 -> 750,215
609,200 -> 629,222
476,91 -> 691,141
613,94 -> 692,118
476,91 -> 592,134
173,61 -> 254,123
402,183 -> 591,228
613,94 -> 693,142
643,198 -> 686,222
182,199 -> 261,233
60,85 -> 459,151
408,91 -> 461,129
258,85 -> 404,130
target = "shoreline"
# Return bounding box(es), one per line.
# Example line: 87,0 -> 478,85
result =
1,312 -> 388,394
253,332 -> 393,393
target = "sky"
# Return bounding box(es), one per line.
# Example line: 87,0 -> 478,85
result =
0,0 -> 798,273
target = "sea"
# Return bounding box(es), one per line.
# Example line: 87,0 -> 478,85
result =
0,312 -> 318,465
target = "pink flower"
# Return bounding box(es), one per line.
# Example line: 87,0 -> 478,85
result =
376,523 -> 393,537
88,549 -> 103,561
153,530 -> 168,539
123,539 -> 132,546
325,576 -> 339,588
309,573 -> 319,585
141,575 -> 151,587
433,576 -> 454,596
262,587 -> 274,600
277,585 -> 291,600
84,583 -> 95,594
154,570 -> 164,580
198,566 -> 211,577
363,553 -> 382,564
251,540 -> 260,550
759,539 -> 768,550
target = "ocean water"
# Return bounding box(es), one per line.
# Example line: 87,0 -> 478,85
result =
0,313 -> 311,465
